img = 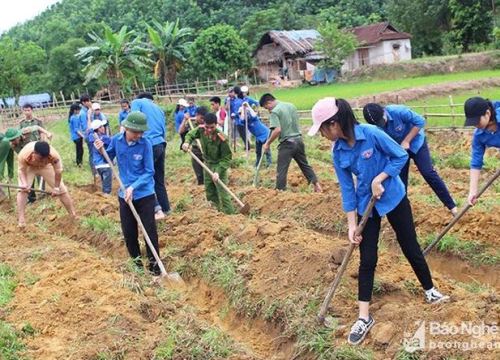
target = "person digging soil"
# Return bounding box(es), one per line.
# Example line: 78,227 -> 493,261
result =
16,141 -> 77,227
308,97 -> 449,346
94,112 -> 161,276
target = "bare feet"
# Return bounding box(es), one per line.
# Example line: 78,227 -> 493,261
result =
154,210 -> 165,221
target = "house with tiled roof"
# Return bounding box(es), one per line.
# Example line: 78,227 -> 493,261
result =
342,22 -> 412,72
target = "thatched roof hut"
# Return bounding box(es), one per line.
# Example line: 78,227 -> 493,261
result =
254,30 -> 326,82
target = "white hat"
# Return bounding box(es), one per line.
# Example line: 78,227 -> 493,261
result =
177,99 -> 189,107
90,119 -> 104,130
241,85 -> 249,93
92,102 -> 101,110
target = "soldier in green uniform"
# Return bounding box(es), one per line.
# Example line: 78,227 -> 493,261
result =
182,113 -> 235,214
20,103 -> 46,142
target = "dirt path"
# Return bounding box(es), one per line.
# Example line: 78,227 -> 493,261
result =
350,77 -> 500,106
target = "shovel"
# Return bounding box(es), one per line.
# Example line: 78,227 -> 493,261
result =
188,118 -> 204,155
423,168 -> 500,256
0,183 -> 53,195
253,150 -> 265,187
187,149 -> 250,214
99,147 -> 183,284
317,196 -> 377,326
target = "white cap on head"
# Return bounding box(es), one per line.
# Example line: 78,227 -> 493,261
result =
92,102 -> 101,110
90,119 -> 104,130
177,98 -> 189,107
241,85 -> 249,93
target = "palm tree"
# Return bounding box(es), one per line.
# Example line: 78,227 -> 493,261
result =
76,25 -> 152,100
146,19 -> 192,87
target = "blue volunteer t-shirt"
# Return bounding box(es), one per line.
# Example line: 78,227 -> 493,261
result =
80,107 -> 89,133
333,124 -> 408,217
247,115 -> 270,143
131,98 -> 166,146
87,132 -> 111,167
186,105 -> 198,118
69,114 -> 83,141
470,101 -> 500,170
383,105 -> 425,154
104,133 -> 155,200
225,97 -> 244,126
174,110 -> 185,133
118,109 -> 129,125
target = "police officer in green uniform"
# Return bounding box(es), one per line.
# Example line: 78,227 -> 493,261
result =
182,113 -> 235,215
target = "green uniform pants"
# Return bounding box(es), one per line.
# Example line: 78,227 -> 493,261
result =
204,165 -> 235,215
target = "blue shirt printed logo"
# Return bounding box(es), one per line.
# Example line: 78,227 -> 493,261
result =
362,148 -> 373,159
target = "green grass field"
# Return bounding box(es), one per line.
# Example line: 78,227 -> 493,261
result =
257,69 -> 500,110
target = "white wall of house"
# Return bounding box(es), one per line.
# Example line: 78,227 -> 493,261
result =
341,39 -> 412,73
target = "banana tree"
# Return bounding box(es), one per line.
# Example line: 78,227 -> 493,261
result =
76,25 -> 152,100
146,19 -> 192,87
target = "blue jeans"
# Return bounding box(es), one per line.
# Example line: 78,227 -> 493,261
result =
255,139 -> 272,167
400,140 -> 456,210
153,143 -> 170,213
97,167 -> 112,194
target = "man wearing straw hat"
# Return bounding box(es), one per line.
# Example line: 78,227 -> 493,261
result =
94,112 -> 161,276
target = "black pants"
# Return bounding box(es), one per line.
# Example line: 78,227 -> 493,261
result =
236,124 -> 251,148
119,194 -> 160,275
276,137 -> 317,190
152,143 -> 171,213
358,196 -> 433,301
74,138 -> 84,166
191,146 -> 204,185
400,140 -> 456,210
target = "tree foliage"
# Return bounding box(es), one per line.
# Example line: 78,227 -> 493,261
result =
316,22 -> 358,71
187,25 -> 251,79
76,25 -> 152,99
146,19 -> 192,86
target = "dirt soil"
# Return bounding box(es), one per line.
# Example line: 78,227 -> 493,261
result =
0,133 -> 498,359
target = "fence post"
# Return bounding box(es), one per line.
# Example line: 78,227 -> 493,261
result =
449,95 -> 456,127
195,78 -> 199,94
423,100 -> 428,122
142,82 -> 146,92
155,84 -> 159,97
53,92 -> 59,107
60,91 -> 66,106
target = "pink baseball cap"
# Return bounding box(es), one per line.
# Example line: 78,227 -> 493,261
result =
308,97 -> 338,136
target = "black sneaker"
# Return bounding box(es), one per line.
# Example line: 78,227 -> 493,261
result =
348,315 -> 375,345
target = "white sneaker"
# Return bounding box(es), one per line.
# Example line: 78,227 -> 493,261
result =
425,287 -> 450,304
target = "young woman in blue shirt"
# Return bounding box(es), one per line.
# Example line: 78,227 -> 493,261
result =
308,98 -> 449,345
464,97 -> 500,206
68,103 -> 84,167
362,103 -> 458,216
